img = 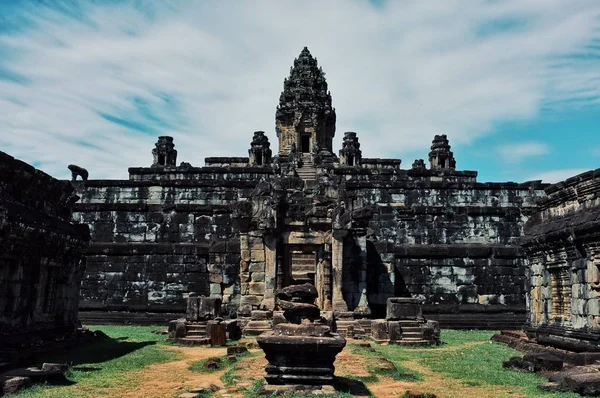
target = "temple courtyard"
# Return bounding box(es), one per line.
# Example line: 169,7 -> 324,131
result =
7,326 -> 581,398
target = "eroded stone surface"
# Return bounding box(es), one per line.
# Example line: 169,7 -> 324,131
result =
0,151 -> 90,352
72,47 -> 548,329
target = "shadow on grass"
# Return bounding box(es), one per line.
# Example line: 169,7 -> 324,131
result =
334,376 -> 372,396
28,335 -> 157,370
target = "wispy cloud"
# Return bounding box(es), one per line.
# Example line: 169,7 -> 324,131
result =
0,1 -> 599,178
527,168 -> 592,184
498,141 -> 550,164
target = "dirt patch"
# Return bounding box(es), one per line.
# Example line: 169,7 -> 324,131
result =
100,345 -> 230,398
91,340 -> 526,398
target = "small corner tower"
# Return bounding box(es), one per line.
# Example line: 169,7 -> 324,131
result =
151,136 -> 177,167
275,47 -> 336,157
248,131 -> 272,166
339,132 -> 362,166
428,134 -> 456,170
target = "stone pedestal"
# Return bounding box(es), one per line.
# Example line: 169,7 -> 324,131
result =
243,310 -> 273,335
257,283 -> 346,386
257,324 -> 346,385
370,296 -> 440,346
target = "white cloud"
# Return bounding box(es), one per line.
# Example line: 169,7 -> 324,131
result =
497,141 -> 550,163
527,168 -> 592,183
0,0 -> 599,178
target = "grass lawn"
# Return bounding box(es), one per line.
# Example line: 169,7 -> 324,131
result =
10,325 -> 179,398
370,330 -> 581,398
8,327 -> 583,398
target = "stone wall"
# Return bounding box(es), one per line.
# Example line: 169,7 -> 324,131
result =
72,167 -> 274,317
0,151 -> 90,348
74,154 -> 548,328
339,167 -> 547,322
522,168 -> 600,348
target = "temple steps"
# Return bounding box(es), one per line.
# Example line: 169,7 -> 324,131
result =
168,337 -> 210,346
296,154 -> 316,181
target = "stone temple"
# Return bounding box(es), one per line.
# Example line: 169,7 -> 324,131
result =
72,47 -> 549,329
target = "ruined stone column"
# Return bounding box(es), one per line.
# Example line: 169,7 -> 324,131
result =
354,232 -> 370,316
262,234 -> 277,310
331,230 -> 348,311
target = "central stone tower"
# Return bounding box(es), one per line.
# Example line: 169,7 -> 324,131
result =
275,47 -> 336,159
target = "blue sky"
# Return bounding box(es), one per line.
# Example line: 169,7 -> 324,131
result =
0,0 -> 599,183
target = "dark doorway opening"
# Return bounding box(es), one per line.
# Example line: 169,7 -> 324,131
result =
158,154 -> 165,165
301,135 -> 310,153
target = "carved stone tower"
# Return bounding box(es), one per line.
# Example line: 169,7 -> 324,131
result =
248,131 -> 272,166
151,136 -> 177,167
428,134 -> 456,170
339,132 -> 362,166
275,47 -> 336,158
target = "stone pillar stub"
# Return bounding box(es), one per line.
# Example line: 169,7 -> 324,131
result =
354,231 -> 370,316
332,229 -> 348,312
262,234 -> 277,310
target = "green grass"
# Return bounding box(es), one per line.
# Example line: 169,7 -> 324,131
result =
9,325 -> 179,398
350,343 -> 421,382
375,330 -> 580,398
7,327 -> 583,398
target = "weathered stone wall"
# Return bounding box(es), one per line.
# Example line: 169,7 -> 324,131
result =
339,166 -> 547,323
72,167 -> 274,317
522,168 -> 600,347
74,156 -> 548,329
0,151 -> 90,347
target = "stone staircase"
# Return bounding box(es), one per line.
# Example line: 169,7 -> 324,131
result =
296,154 -> 316,181
390,320 -> 434,346
168,322 -> 210,346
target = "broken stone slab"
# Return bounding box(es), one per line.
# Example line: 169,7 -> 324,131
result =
227,345 -> 249,356
168,318 -> 187,339
371,319 -> 388,341
548,365 -> 600,384
564,372 -> 600,396
1,376 -> 32,395
3,363 -> 68,380
503,353 -> 564,372
41,363 -> 68,373
523,353 -> 563,372
276,284 -> 318,303
278,300 -> 321,323
386,297 -> 424,321
189,382 -> 220,394
202,357 -> 222,370
178,393 -> 201,398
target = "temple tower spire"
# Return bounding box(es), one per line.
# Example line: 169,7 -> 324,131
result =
275,47 -> 336,158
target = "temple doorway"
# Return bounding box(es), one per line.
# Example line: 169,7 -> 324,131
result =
300,134 -> 311,153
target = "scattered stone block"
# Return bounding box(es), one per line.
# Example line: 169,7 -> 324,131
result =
523,353 -> 563,372
1,376 -> 32,395
202,357 -> 222,370
189,383 -> 220,394
386,297 -> 424,321
564,372 -> 600,396
227,345 -> 249,356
